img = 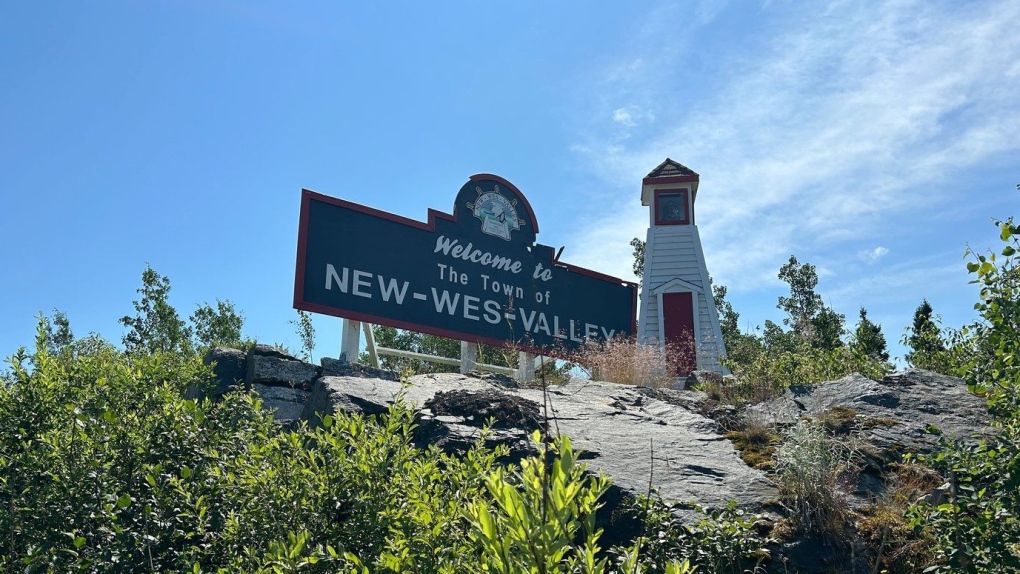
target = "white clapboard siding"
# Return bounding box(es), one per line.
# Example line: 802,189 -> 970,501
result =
638,220 -> 728,374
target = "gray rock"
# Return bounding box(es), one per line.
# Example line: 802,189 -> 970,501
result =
187,347 -> 248,399
750,369 -> 995,457
249,344 -> 301,362
685,370 -> 724,390
320,356 -> 399,380
246,353 -> 320,390
301,372 -> 777,513
253,383 -> 309,423
464,370 -> 520,388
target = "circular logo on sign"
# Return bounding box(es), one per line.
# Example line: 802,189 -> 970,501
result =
467,185 -> 524,241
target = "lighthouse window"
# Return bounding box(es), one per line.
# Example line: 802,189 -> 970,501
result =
655,190 -> 689,225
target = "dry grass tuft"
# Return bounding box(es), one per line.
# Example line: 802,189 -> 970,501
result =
816,406 -> 860,435
858,462 -> 943,573
571,336 -> 693,388
724,411 -> 780,470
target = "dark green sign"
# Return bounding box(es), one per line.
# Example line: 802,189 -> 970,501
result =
294,174 -> 637,356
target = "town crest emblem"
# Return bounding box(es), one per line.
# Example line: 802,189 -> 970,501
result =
467,185 -> 523,241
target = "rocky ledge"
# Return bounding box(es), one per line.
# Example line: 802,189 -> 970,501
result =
200,346 -> 998,573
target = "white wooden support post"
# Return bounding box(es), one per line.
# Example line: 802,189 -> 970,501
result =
362,322 -> 380,368
341,318 -> 361,363
460,341 -> 478,374
517,351 -> 536,382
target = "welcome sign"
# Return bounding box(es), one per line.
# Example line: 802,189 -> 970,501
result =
293,174 -> 637,356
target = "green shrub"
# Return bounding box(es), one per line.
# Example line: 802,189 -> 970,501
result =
623,498 -> 769,574
906,217 -> 1020,573
2,322 -> 708,573
0,330 -> 498,572
720,343 -> 890,405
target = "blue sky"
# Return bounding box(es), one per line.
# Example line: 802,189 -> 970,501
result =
1,1 -> 1017,364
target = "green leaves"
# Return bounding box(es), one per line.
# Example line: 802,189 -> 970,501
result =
909,214 -> 1020,573
120,264 -> 193,356
464,433 -> 612,574
5,305 -> 749,573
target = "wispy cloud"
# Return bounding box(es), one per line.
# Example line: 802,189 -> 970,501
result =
858,246 -> 890,264
568,0 -> 1020,294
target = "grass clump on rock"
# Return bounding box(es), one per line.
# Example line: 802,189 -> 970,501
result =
722,412 -> 780,471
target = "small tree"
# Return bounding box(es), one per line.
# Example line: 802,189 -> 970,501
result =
904,300 -> 944,361
630,237 -> 646,278
37,309 -> 74,354
810,306 -> 846,351
120,265 -> 192,356
190,299 -> 244,349
777,255 -> 824,335
291,309 -> 316,362
776,256 -> 844,350
851,307 -> 889,362
762,320 -> 798,354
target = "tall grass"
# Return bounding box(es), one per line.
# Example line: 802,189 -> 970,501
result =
774,420 -> 859,547
571,336 -> 694,388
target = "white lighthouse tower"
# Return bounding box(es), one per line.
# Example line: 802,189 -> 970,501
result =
637,159 -> 727,375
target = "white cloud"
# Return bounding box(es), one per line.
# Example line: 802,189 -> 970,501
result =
611,105 -> 655,130
612,108 -> 635,127
568,0 -> 1020,293
858,246 -> 890,264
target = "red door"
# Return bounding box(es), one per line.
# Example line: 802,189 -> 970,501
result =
662,292 -> 697,376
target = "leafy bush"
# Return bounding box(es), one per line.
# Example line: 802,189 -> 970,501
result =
0,329 -> 496,572
719,342 -> 890,405
623,498 -> 770,574
906,217 -> 1020,573
2,320 -> 707,573
467,433 -> 606,574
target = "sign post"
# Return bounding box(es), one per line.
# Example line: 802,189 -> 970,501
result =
295,174 -> 638,369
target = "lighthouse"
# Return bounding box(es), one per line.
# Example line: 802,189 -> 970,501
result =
637,159 -> 728,375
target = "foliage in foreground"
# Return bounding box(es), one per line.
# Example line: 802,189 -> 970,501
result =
906,217 -> 1020,573
1,330 -> 701,573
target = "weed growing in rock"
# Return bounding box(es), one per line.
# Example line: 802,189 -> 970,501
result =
723,411 -> 780,471
858,462 -> 942,573
774,420 -> 858,548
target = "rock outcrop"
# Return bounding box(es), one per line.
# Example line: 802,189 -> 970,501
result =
302,373 -> 777,515
203,346 -> 999,573
750,369 -> 995,458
